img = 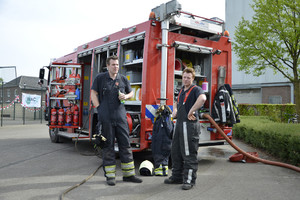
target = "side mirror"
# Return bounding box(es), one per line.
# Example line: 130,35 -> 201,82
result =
39,68 -> 45,79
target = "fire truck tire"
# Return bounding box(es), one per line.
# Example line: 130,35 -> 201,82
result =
49,128 -> 60,143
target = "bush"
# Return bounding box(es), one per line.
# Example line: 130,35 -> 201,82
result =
233,116 -> 300,166
238,104 -> 296,122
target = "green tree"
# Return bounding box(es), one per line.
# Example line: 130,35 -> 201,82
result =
233,0 -> 300,115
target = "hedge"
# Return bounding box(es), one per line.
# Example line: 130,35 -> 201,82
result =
238,104 -> 296,122
233,116 -> 300,166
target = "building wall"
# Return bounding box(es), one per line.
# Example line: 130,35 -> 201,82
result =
234,88 -> 261,104
0,86 -> 20,103
262,86 -> 291,104
225,0 -> 293,104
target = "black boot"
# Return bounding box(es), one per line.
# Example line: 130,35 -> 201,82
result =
164,176 -> 183,184
123,176 -> 143,183
106,178 -> 116,186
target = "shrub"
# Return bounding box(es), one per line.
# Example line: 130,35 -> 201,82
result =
238,104 -> 296,122
233,116 -> 300,166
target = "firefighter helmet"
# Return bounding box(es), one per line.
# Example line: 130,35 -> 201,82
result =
139,160 -> 154,176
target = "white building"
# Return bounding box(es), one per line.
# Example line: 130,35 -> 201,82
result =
225,0 -> 294,104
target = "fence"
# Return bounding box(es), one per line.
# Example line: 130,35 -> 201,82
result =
0,97 -> 45,126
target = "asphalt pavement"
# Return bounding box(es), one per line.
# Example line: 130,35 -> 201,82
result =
0,124 -> 299,200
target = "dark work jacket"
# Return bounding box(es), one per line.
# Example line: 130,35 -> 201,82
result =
151,112 -> 173,157
211,85 -> 236,126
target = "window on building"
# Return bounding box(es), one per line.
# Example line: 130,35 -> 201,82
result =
0,90 -> 2,97
269,96 -> 282,104
7,89 -> 10,98
14,89 -> 18,97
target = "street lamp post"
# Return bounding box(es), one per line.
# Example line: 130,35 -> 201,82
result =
40,85 -> 43,124
1,81 -> 3,127
23,83 -> 26,125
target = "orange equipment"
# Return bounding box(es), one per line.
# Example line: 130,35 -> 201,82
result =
58,108 -> 65,126
50,108 -> 57,125
73,105 -> 79,126
65,108 -> 72,126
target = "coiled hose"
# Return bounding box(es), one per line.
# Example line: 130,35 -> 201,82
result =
202,113 -> 300,173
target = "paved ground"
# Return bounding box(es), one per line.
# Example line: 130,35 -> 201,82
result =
0,124 -> 299,200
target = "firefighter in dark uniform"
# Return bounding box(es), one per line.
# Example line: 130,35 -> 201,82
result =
164,68 -> 206,190
91,55 -> 142,186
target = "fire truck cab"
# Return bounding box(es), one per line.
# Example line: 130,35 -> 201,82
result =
40,0 -> 232,152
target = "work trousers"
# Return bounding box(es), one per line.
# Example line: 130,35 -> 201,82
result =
171,105 -> 200,185
101,121 -> 135,178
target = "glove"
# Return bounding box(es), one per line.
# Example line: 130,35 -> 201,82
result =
93,122 -> 107,148
94,135 -> 107,148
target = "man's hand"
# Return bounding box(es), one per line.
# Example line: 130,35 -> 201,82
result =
172,109 -> 177,118
187,110 -> 196,121
187,94 -> 206,121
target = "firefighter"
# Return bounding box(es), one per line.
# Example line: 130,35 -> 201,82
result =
91,55 -> 142,186
164,68 -> 206,190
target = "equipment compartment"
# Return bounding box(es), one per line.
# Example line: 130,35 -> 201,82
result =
120,33 -> 145,109
48,64 -> 82,129
174,49 -> 212,112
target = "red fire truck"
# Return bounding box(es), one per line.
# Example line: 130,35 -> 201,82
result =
39,0 -> 232,152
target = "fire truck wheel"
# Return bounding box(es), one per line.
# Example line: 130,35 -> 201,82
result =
49,128 -> 60,143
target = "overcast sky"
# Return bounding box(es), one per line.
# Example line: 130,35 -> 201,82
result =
0,0 -> 225,82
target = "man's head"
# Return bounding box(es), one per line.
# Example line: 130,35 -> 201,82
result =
182,67 -> 195,88
106,55 -> 119,77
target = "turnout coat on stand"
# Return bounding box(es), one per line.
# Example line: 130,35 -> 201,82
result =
211,85 -> 237,126
151,106 -> 173,172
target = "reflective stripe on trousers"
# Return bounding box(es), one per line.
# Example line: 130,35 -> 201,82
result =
187,169 -> 193,184
104,165 -> 116,178
154,164 -> 168,176
121,161 -> 135,177
183,122 -> 189,156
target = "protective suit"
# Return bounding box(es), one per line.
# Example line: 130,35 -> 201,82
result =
171,85 -> 202,185
92,72 -> 135,179
151,105 -> 173,176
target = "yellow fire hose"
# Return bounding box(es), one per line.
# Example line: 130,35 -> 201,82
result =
202,113 -> 300,173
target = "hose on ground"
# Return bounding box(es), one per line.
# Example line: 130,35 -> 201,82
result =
202,113 -> 300,173
59,162 -> 102,200
59,106 -> 103,200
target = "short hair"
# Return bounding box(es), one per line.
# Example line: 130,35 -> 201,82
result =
106,55 -> 119,65
182,67 -> 195,79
